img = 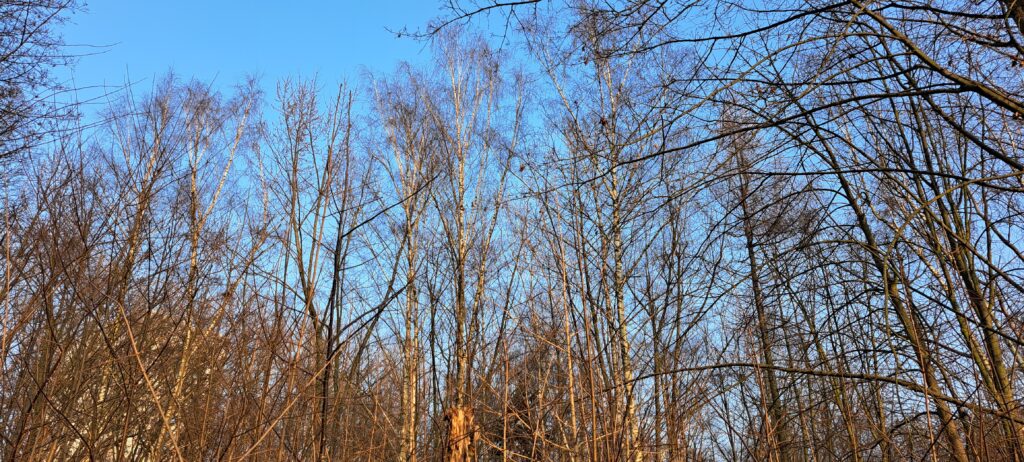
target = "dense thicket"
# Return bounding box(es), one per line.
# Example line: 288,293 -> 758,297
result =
2,0 -> 1024,460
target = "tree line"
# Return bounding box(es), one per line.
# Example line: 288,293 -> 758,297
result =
2,0 -> 1024,460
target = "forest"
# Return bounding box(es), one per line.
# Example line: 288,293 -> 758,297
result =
2,0 -> 1024,460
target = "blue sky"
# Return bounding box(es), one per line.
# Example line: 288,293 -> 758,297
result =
60,1 -> 448,103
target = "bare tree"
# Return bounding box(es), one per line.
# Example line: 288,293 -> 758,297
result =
0,0 -> 76,162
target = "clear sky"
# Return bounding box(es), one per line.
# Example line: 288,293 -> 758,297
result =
60,1 -> 447,103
